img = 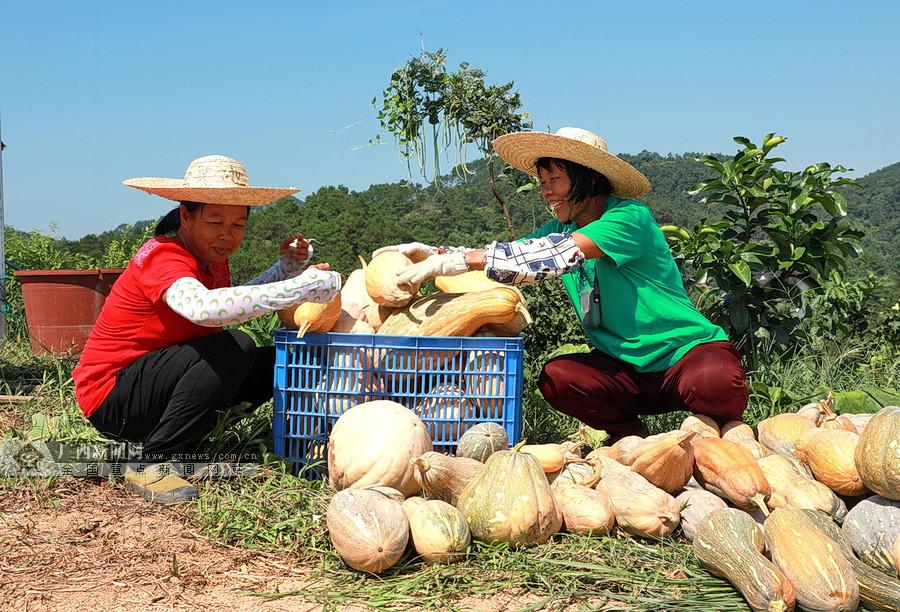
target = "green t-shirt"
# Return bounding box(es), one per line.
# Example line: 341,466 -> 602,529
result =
524,195 -> 727,372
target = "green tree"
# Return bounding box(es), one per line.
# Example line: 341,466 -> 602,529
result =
663,134 -> 864,367
374,48 -> 531,238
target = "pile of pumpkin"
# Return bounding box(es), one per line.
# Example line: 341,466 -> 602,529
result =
277,251 -> 532,338
324,397 -> 900,612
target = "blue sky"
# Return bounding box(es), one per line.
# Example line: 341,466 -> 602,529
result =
2,1 -> 898,239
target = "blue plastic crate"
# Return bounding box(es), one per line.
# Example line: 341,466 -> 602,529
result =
273,329 -> 524,477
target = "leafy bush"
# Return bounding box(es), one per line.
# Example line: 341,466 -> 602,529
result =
663,134 -> 865,367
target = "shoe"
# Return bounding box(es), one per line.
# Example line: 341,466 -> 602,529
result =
124,463 -> 198,505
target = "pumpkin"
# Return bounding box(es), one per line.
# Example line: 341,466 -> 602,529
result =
378,288 -> 523,338
721,420 -> 756,441
330,308 -> 376,334
854,406 -> 900,500
795,429 -> 868,497
519,443 -> 570,474
842,495 -> 900,577
326,488 -> 409,573
692,438 -> 771,514
456,422 -> 508,462
599,435 -> 644,463
401,497 -> 470,563
796,401 -> 828,426
844,413 -> 875,436
278,293 -> 342,337
411,452 -> 483,506
365,251 -> 420,307
798,507 -> 900,612
675,489 -> 727,542
758,454 -> 847,521
339,265 -> 373,320
413,382 -> 475,443
895,536 -> 900,576
618,430 -> 696,493
328,400 -> 433,497
464,350 -> 506,420
554,461 -> 596,486
764,508 -> 859,611
693,509 -> 796,612
456,444 -> 561,547
584,453 -> 632,479
552,481 -> 615,535
757,413 -> 815,456
478,301 -> 533,336
680,414 -> 720,439
595,470 -> 680,538
435,269 -> 509,293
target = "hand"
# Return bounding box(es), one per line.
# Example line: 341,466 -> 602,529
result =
280,232 -> 311,263
372,241 -> 438,263
396,252 -> 469,289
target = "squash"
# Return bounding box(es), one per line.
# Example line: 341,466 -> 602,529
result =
519,443 -> 572,474
693,508 -> 796,612
757,413 -> 815,456
599,435 -> 644,463
842,495 -> 900,576
854,406 -> 900,500
796,401 -> 828,426
680,414 -> 720,439
595,470 -> 680,538
464,350 -> 506,420
584,453 -> 632,479
411,452 -> 483,506
798,507 -> 900,612
456,422 -> 508,462
436,270 -> 511,294
764,508 -> 859,611
377,288 -> 523,338
413,382 -> 475,443
328,400 -> 433,497
619,430 -> 696,493
758,454 -> 847,521
456,444 -> 561,547
721,420 -> 756,441
401,497 -> 470,563
552,481 -> 615,535
339,265 -> 372,319
554,461 -> 596,486
796,429 -> 868,497
365,251 -> 420,307
277,293 -> 342,337
478,301 -> 533,336
330,308 -> 376,334
692,438 -> 771,514
845,413 -> 875,436
895,536 -> 900,576
326,487 -> 409,574
675,490 -> 727,542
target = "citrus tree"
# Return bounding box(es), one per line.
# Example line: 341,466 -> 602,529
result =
663,134 -> 863,367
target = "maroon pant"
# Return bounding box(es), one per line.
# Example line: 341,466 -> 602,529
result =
537,341 -> 748,436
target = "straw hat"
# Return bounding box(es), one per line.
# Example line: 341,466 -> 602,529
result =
123,155 -> 299,206
492,127 -> 651,198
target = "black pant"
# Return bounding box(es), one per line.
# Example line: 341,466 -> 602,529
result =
88,330 -> 274,462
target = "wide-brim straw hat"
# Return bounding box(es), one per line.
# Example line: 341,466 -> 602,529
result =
493,127 -> 651,198
123,155 -> 299,206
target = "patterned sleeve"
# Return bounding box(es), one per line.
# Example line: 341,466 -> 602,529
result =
483,233 -> 585,286
165,267 -> 341,327
243,245 -> 314,286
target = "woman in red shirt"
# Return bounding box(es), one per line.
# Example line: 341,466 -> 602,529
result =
73,155 -> 341,504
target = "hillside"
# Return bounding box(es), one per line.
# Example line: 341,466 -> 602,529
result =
45,152 -> 899,283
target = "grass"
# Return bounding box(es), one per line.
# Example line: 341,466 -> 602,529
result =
2,330 -> 898,610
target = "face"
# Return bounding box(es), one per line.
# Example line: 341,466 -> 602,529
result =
179,204 -> 248,266
538,162 -> 574,222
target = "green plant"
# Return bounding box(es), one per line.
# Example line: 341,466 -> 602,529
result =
375,47 -> 531,238
663,134 -> 864,367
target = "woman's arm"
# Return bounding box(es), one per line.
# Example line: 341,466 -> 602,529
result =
244,236 -> 313,285
164,267 -> 341,327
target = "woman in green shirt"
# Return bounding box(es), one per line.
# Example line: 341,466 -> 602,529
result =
383,127 -> 748,437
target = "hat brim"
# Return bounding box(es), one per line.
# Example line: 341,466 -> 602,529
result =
492,132 -> 651,198
123,178 -> 299,206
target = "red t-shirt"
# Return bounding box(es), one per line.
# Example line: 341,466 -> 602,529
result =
73,237 -> 231,417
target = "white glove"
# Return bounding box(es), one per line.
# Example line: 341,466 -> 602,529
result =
396,252 -> 469,289
372,242 -> 438,263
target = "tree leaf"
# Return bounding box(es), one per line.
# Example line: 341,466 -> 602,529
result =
728,261 -> 752,286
